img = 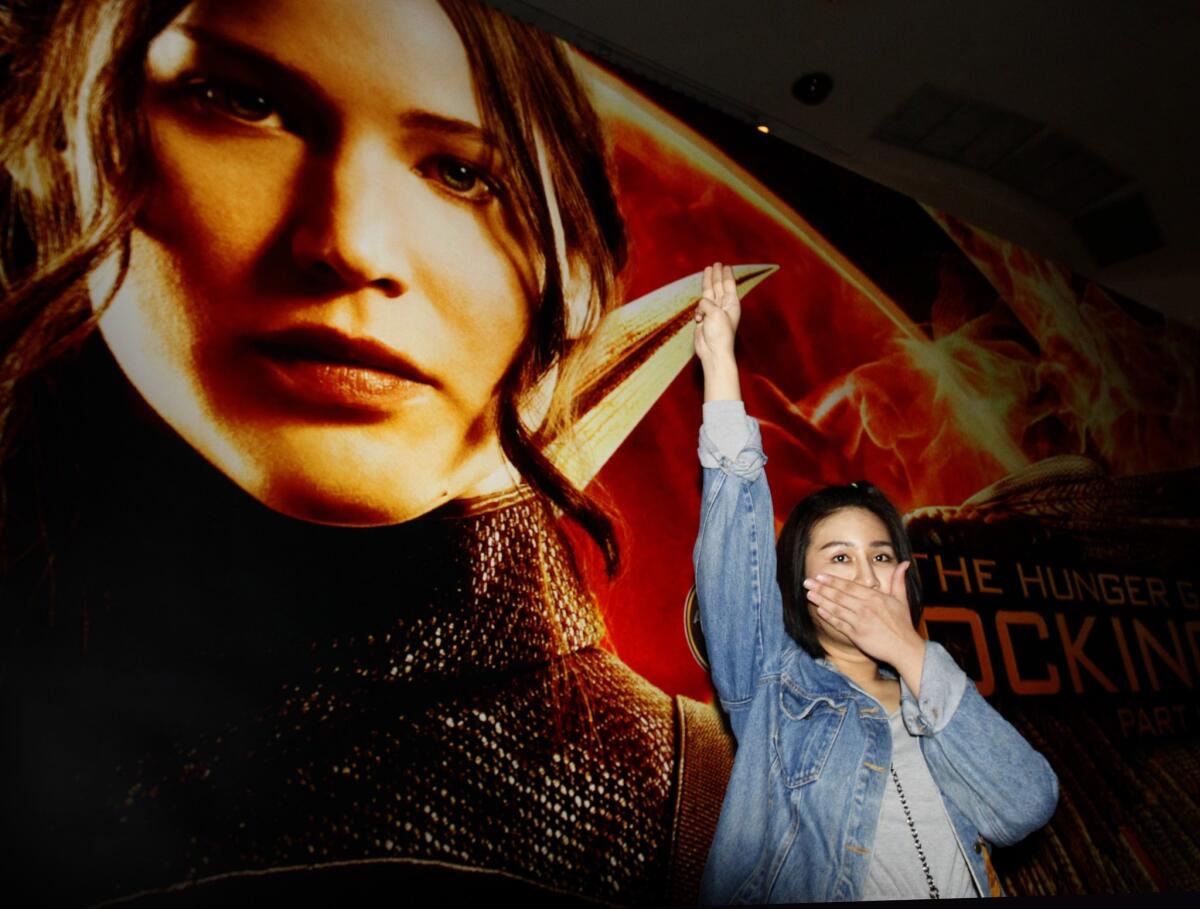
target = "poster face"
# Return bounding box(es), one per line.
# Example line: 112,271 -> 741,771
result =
1,0 -> 1197,903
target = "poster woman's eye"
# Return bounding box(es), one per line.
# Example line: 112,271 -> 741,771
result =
186,78 -> 282,126
427,156 -> 495,201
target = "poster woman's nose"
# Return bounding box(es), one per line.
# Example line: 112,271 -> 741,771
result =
290,143 -> 407,298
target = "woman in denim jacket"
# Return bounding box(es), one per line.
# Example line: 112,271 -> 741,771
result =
691,264 -> 1058,902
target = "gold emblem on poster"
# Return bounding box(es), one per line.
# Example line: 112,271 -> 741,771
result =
683,584 -> 709,670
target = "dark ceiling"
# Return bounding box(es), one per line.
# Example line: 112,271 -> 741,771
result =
488,0 -> 1200,325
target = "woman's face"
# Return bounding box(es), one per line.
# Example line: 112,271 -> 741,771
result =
804,506 -> 900,648
96,0 -> 536,525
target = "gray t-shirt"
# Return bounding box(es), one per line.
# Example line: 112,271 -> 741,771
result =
862,710 -> 978,900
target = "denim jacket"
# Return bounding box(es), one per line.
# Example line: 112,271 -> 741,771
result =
693,413 -> 1058,903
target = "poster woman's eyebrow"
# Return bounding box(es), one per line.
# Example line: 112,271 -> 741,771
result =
176,24 -> 327,99
397,110 -> 495,146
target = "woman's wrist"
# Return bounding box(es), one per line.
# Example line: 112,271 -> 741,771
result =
702,352 -> 742,402
891,635 -> 927,699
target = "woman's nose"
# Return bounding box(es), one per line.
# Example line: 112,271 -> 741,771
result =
290,142 -> 407,297
858,560 -> 881,590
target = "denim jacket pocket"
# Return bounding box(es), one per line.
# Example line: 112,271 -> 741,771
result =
774,682 -> 847,788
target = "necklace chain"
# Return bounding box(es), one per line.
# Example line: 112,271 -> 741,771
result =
890,764 -> 941,899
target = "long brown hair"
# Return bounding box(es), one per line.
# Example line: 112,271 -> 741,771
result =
0,0 -> 625,573
1,0 -> 183,437
439,0 -> 627,575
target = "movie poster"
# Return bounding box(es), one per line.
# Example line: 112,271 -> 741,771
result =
1,0 -> 1196,904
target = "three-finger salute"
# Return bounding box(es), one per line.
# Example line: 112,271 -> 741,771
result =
694,262 -> 742,402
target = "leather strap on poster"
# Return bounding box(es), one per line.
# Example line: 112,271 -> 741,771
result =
667,695 -> 736,904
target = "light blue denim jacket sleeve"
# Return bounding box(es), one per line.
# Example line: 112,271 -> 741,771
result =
693,404 -> 785,742
902,642 -> 1060,845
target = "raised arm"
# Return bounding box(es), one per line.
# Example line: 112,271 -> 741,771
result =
692,264 -> 788,737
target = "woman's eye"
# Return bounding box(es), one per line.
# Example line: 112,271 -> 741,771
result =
186,79 -> 282,126
831,554 -> 849,563
874,553 -> 892,562
427,156 -> 495,202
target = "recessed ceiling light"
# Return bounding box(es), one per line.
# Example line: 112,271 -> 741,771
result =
793,72 -> 833,105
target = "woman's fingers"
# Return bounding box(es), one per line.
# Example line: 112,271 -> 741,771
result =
805,579 -> 854,635
824,609 -> 856,635
804,579 -> 862,620
804,573 -> 869,604
694,296 -> 724,326
698,262 -> 741,315
812,596 -> 858,635
710,262 -> 724,298
804,574 -> 885,633
708,261 -> 731,305
720,263 -> 737,304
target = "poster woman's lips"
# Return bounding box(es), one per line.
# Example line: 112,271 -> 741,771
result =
247,325 -> 438,410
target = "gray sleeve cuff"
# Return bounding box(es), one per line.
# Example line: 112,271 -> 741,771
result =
900,641 -> 969,736
699,400 -> 750,466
